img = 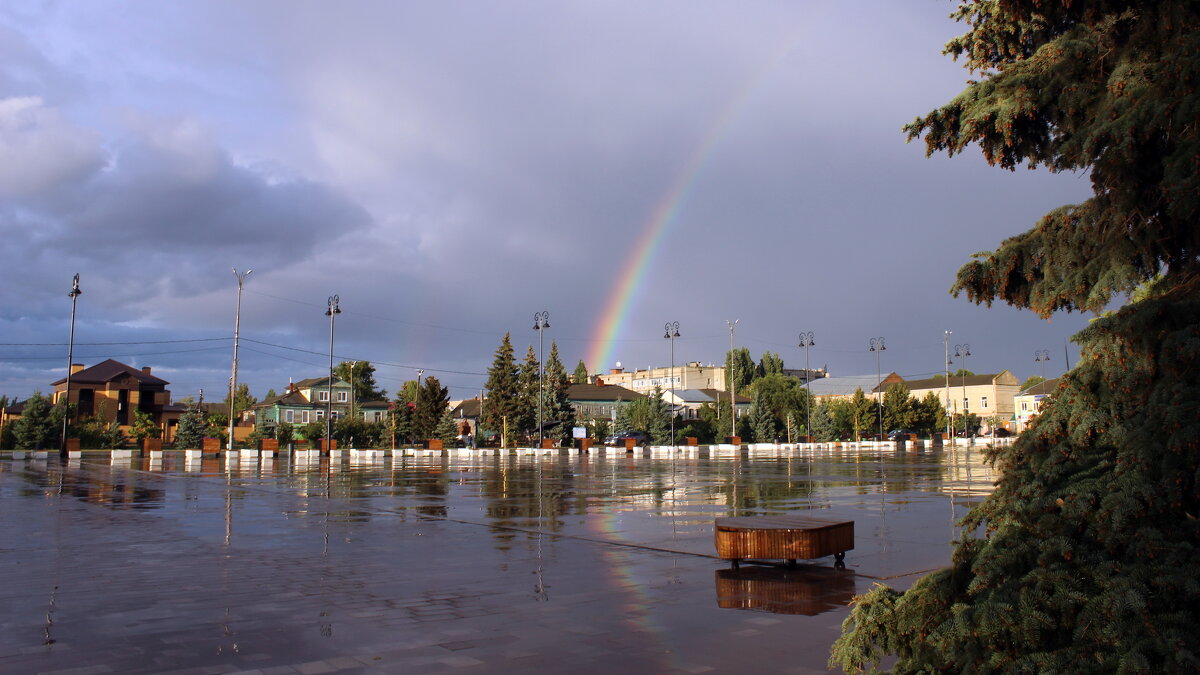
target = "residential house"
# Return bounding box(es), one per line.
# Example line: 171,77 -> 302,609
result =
51,359 -> 183,439
1014,378 -> 1060,431
663,388 -> 751,420
566,382 -> 645,422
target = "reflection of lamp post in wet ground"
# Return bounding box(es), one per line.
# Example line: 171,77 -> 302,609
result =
955,344 -> 971,431
229,268 -> 251,451
798,332 -> 814,441
533,312 -> 550,446
60,273 -> 82,457
664,321 -> 680,446
349,360 -> 357,423
726,319 -> 738,440
869,337 -> 886,441
325,295 -> 341,451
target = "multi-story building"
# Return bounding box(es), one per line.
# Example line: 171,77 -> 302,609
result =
566,382 -> 645,422
50,359 -> 183,437
904,370 -> 1022,423
253,376 -> 352,430
806,373 -> 904,403
1014,377 -> 1060,431
593,362 -> 726,394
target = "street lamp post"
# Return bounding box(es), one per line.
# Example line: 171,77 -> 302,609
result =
533,311 -> 550,446
228,268 -> 252,451
1035,349 -> 1050,383
415,368 -> 424,439
955,344 -> 971,432
869,337 -> 886,441
60,274 -> 82,456
726,319 -> 738,441
664,321 -> 680,446
349,360 -> 358,423
944,330 -> 953,438
325,295 -> 341,452
798,332 -> 814,441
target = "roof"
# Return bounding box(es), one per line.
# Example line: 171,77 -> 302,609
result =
51,359 -> 169,387
805,374 -> 894,398
904,372 -> 1007,391
1019,377 -> 1061,396
3,399 -> 25,415
451,399 -> 481,417
566,383 -> 645,402
255,391 -> 312,408
360,400 -> 390,409
671,388 -> 751,404
292,376 -> 348,389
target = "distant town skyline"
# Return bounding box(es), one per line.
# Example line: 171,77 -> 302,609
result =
1,2 -> 1091,401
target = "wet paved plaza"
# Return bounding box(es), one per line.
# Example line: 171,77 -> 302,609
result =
1,445 -> 997,674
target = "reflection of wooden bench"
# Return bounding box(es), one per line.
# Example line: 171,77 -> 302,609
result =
715,516 -> 854,569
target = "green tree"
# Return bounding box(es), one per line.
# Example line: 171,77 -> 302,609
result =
750,373 -> 807,429
881,383 -> 916,432
173,408 -> 206,449
1021,375 -> 1046,390
275,421 -> 295,445
12,393 -> 55,449
832,3 -> 1200,672
573,360 -> 589,384
757,351 -> 785,378
483,333 -> 520,447
724,347 -> 755,393
748,398 -> 777,443
951,368 -> 975,377
810,402 -> 835,442
516,345 -> 540,438
334,360 -> 387,402
129,409 -> 161,442
543,342 -> 575,444
911,392 -> 947,438
412,375 -> 449,440
222,383 -> 257,422
435,411 -> 459,446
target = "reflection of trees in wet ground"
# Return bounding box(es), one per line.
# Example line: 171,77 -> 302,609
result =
480,460 -> 575,549
19,464 -> 165,509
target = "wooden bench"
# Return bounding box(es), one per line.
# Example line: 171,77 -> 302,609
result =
715,515 -> 854,569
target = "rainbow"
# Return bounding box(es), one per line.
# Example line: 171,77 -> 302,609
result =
585,31 -> 807,373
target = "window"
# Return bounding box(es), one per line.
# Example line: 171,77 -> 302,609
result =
318,391 -> 329,402
285,410 -> 294,423
1021,401 -> 1028,412
330,410 -> 339,420
336,391 -> 348,402
373,412 -> 382,422
301,411 -> 310,424
316,410 -> 324,420
981,396 -> 989,409
963,398 -> 969,411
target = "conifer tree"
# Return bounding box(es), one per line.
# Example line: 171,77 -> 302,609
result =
412,375 -> 448,440
544,342 -> 575,443
12,393 -> 54,449
832,3 -> 1200,672
516,345 -> 541,439
483,333 -> 519,446
573,359 -> 589,384
810,402 -> 835,442
748,398 -> 776,443
435,411 -> 459,447
173,408 -> 206,449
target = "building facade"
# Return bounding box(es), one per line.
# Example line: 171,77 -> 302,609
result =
50,359 -> 183,438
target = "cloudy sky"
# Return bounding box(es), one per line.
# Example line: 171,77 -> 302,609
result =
0,1 -> 1093,403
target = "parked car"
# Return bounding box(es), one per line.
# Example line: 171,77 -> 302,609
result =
604,430 -> 651,445
886,429 -> 917,440
988,428 -> 1012,438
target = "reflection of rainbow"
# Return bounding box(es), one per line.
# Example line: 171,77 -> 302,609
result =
585,31 -> 807,373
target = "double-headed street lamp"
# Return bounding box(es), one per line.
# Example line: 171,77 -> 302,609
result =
955,343 -> 971,426
60,273 -> 82,456
325,295 -> 341,451
869,337 -> 886,441
798,332 -> 814,441
533,311 -> 550,446
664,321 -> 680,446
1034,349 -> 1051,383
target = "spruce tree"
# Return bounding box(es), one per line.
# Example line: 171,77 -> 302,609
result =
435,411 -> 459,447
810,402 -> 835,442
412,375 -> 448,440
573,359 -> 589,384
832,3 -> 1200,672
483,333 -> 519,446
174,408 -> 206,449
748,398 -> 777,443
516,345 -> 540,439
544,342 -> 575,443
